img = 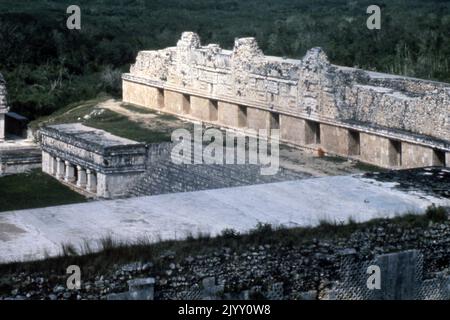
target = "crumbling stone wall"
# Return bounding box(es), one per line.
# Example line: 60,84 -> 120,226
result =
123,32 -> 449,168
5,214 -> 450,300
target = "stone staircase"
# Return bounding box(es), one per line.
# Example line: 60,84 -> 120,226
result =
127,151 -> 310,197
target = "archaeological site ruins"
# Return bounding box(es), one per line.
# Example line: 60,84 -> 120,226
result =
0,73 -> 41,175
1,29 -> 450,301
1,32 -> 450,200
40,123 -> 147,198
123,32 -> 449,169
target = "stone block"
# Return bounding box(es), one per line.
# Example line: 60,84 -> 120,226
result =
321,124 -> 349,155
41,151 -> 51,174
122,81 -> 162,109
128,277 -> 155,300
280,115 -> 307,145
401,142 -> 443,168
326,249 -> 450,300
201,277 -> 224,298
107,277 -> 155,300
190,96 -> 218,121
320,124 -> 360,156
246,107 -> 269,131
164,90 -> 190,114
218,102 -> 246,128
360,133 -> 401,168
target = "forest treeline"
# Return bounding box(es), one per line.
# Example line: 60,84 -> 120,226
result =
1,0 -> 450,119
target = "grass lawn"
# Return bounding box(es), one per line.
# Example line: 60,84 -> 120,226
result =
84,109 -> 173,144
120,103 -> 156,114
0,170 -> 87,212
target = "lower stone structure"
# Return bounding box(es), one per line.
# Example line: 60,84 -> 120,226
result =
39,123 -> 147,198
0,147 -> 41,176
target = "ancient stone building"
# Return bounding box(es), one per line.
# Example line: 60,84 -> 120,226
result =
40,124 -> 147,198
0,73 -> 8,142
122,32 -> 450,169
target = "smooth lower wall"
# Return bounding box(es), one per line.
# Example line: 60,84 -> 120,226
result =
190,96 -> 218,121
247,108 -> 269,131
321,124 -> 350,155
165,90 -> 190,114
97,172 -> 143,199
218,101 -> 246,128
280,115 -> 306,145
401,142 -> 443,168
123,81 -> 164,109
360,133 -> 401,168
123,81 -> 449,169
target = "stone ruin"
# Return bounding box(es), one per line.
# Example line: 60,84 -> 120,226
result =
0,73 -> 8,142
40,123 -> 147,198
105,250 -> 450,300
32,32 -> 450,198
123,32 -> 450,169
0,74 -> 42,176
325,250 -> 450,300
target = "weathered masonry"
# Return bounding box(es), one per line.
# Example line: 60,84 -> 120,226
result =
0,73 -> 8,142
40,124 -> 147,198
123,32 -> 450,169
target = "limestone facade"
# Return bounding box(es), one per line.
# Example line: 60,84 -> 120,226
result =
0,73 -> 8,142
39,123 -> 147,198
123,32 -> 450,168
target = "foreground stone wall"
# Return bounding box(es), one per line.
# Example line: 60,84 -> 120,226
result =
5,214 -> 450,300
123,32 -> 449,169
